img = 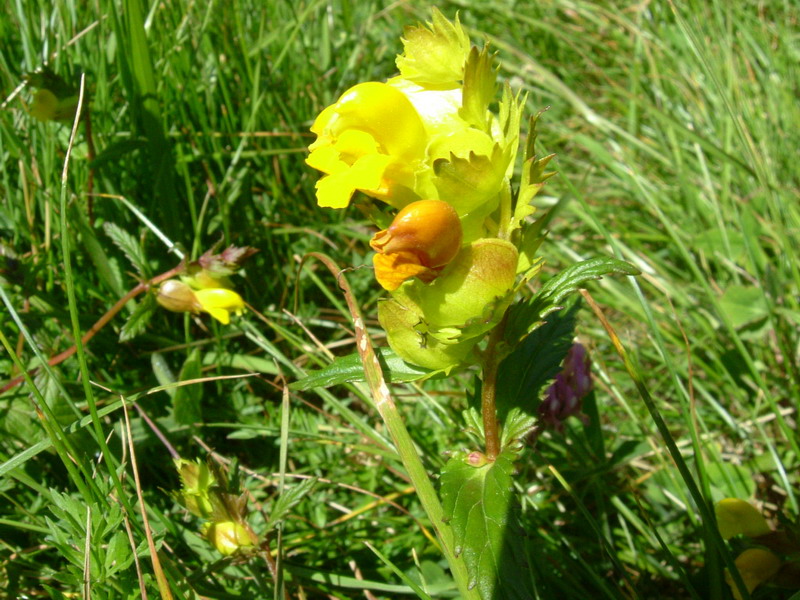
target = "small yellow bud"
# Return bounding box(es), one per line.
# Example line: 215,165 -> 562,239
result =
157,280 -> 245,324
370,200 -> 462,291
156,280 -> 201,313
174,459 -> 216,518
204,521 -> 256,556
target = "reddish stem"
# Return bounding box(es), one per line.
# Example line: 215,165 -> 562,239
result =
1,265 -> 183,394
481,314 -> 508,461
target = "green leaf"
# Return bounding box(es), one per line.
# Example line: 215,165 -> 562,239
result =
266,477 -> 317,529
719,284 -> 769,328
500,408 -> 537,448
119,293 -> 156,341
440,447 -> 533,599
151,352 -> 176,398
432,145 -> 508,217
507,256 -> 639,342
173,349 -> 203,426
498,84 -> 525,166
497,304 -> 578,421
103,222 -> 149,278
90,138 -> 148,171
290,347 -> 433,391
72,206 -> 125,298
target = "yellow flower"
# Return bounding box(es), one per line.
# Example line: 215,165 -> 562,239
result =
156,280 -> 245,325
156,280 -> 200,314
370,200 -> 462,291
306,82 -> 429,209
26,70 -> 79,122
725,548 -> 781,600
194,288 -> 245,325
715,498 -> 772,540
29,89 -> 60,122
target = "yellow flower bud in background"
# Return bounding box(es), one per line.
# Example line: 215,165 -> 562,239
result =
371,200 -> 462,291
157,280 -> 201,314
157,280 -> 245,325
25,69 -> 79,122
29,89 -> 60,122
204,521 -> 256,556
182,269 -> 233,291
725,548 -> 781,600
715,498 -> 772,540
174,459 -> 216,519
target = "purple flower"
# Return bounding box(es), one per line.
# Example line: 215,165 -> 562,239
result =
539,344 -> 592,431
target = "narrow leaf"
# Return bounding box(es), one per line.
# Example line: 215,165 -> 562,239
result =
73,207 -> 124,297
173,350 -> 203,426
119,293 -> 155,342
507,256 -> 638,341
290,347 -> 433,391
103,222 -> 149,278
267,478 -> 317,529
460,45 -> 497,132
497,303 -> 578,421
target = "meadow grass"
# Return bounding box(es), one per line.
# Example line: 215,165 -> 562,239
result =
0,0 -> 798,598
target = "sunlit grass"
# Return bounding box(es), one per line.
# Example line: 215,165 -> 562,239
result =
0,0 -> 797,598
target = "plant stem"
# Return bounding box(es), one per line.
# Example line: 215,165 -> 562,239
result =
0,264 -> 183,394
308,253 -> 480,600
481,314 -> 508,460
83,105 -> 96,225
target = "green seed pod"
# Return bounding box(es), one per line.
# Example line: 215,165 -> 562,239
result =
381,238 -> 518,370
407,237 -> 518,328
378,297 -> 478,370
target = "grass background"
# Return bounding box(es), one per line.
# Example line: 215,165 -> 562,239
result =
1,0 -> 798,597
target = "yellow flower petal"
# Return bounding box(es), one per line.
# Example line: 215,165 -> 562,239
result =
333,129 -> 381,162
314,153 -> 392,209
373,251 -> 437,291
194,288 -> 245,325
715,498 -> 772,540
328,82 -> 427,159
310,104 -> 337,136
306,144 -> 348,176
726,548 -> 781,600
30,89 -> 59,122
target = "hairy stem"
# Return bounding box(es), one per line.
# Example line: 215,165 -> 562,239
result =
482,314 -> 508,460
306,253 -> 480,600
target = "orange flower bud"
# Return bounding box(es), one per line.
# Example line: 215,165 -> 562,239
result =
370,200 -> 462,290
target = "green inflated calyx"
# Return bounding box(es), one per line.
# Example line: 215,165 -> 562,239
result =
379,238 -> 518,370
395,7 -> 470,87
378,298 -> 477,370
175,459 -> 216,518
